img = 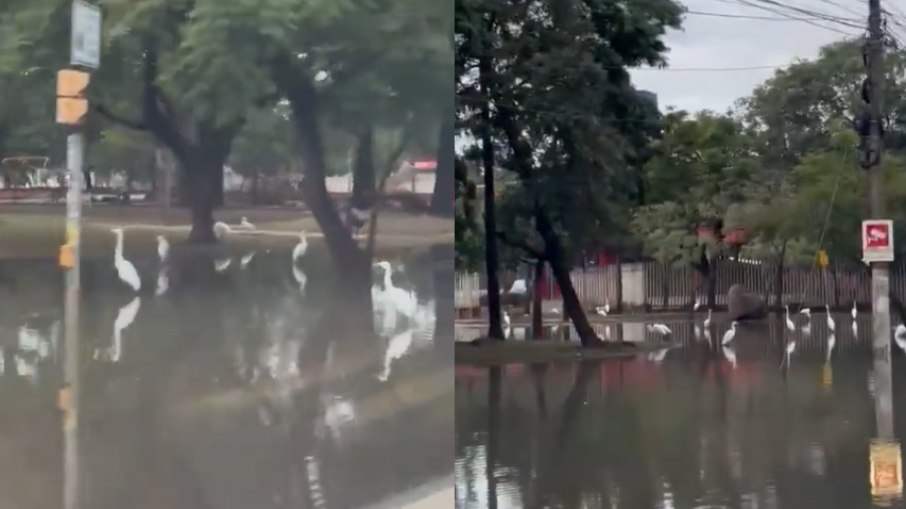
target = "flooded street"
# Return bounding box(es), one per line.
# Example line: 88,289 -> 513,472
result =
0,246 -> 452,509
455,316 -> 906,509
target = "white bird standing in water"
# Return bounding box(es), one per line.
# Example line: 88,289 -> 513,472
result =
156,235 -> 169,264
826,333 -> 836,361
292,231 -> 309,261
213,221 -> 232,239
374,261 -> 416,318
722,321 -> 738,345
647,323 -> 672,336
502,310 -> 511,328
852,301 -> 858,320
693,296 -> 701,311
240,217 -> 255,229
704,309 -> 712,327
784,305 -> 795,331
111,228 -> 141,291
800,307 -> 811,319
825,304 -> 835,333
595,306 -> 608,317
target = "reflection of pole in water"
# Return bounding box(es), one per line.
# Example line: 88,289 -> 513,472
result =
487,366 -> 501,509
873,358 -> 894,440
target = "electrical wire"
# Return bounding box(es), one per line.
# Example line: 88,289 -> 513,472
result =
684,9 -> 844,20
708,0 -> 863,36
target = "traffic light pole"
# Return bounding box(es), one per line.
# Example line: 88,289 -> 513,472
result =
867,0 -> 890,362
62,131 -> 83,509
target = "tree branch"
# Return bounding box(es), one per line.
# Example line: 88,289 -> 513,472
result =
94,104 -> 146,131
497,230 -> 545,259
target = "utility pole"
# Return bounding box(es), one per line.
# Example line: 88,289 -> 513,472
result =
58,3 -> 101,509
866,0 -> 890,360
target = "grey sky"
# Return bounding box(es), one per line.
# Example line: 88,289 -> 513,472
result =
628,0 -> 866,114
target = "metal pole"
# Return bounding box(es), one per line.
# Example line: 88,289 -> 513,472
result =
63,131 -> 83,509
867,0 -> 890,359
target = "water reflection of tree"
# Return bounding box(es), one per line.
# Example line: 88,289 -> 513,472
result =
458,358 -> 884,509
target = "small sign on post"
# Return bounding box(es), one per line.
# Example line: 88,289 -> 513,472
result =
863,219 -> 895,263
70,0 -> 101,69
871,439 -> 903,501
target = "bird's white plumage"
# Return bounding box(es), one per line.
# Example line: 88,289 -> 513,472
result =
704,309 -> 712,327
112,228 -> 141,291
292,231 -> 309,261
240,251 -> 256,268
784,306 -> 795,331
648,323 -> 672,336
721,321 -> 738,345
722,346 -> 737,368
240,217 -> 255,229
825,304 -> 835,333
851,301 -> 858,320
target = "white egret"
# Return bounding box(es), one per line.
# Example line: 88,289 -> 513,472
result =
722,345 -> 737,369
156,235 -> 169,264
240,216 -> 255,229
784,305 -> 795,331
240,251 -> 256,268
852,301 -> 858,320
111,228 -> 141,291
595,306 -> 608,317
604,300 -> 611,315
155,267 -> 169,297
376,327 -> 414,382
292,231 -> 309,261
109,296 -> 141,362
721,321 -> 738,345
800,307 -> 811,319
374,261 -> 416,318
502,310 -> 511,328
704,309 -> 712,328
214,258 -> 232,272
550,307 -> 560,315
693,297 -> 701,311
213,221 -> 232,239
647,323 -> 672,336
825,304 -> 835,333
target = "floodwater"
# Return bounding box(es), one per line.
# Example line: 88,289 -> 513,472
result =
455,314 -> 906,509
0,243 -> 453,509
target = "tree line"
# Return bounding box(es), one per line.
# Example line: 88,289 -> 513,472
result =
455,0 -> 906,344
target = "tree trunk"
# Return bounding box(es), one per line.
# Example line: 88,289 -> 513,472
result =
185,162 -> 219,244
479,52 -> 504,341
431,116 -> 455,217
532,259 -> 544,339
272,60 -> 374,333
774,252 -> 785,309
538,212 -> 601,346
352,124 -> 376,207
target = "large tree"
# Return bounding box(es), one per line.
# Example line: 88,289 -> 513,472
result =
456,0 -> 682,346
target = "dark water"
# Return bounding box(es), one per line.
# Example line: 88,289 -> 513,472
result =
455,317 -> 906,509
0,245 -> 452,509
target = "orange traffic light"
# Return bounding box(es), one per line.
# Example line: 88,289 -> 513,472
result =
57,69 -> 90,97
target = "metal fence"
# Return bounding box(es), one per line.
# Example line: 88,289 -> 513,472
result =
455,261 -> 906,311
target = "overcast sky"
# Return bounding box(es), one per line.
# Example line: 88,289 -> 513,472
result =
628,0 -> 867,114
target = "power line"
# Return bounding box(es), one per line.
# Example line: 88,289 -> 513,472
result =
707,0 -> 863,36
684,9 -> 849,20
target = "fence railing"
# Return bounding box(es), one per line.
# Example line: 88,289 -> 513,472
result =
455,261 -> 906,311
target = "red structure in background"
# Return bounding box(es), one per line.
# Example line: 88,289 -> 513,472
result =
538,250 -> 619,300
